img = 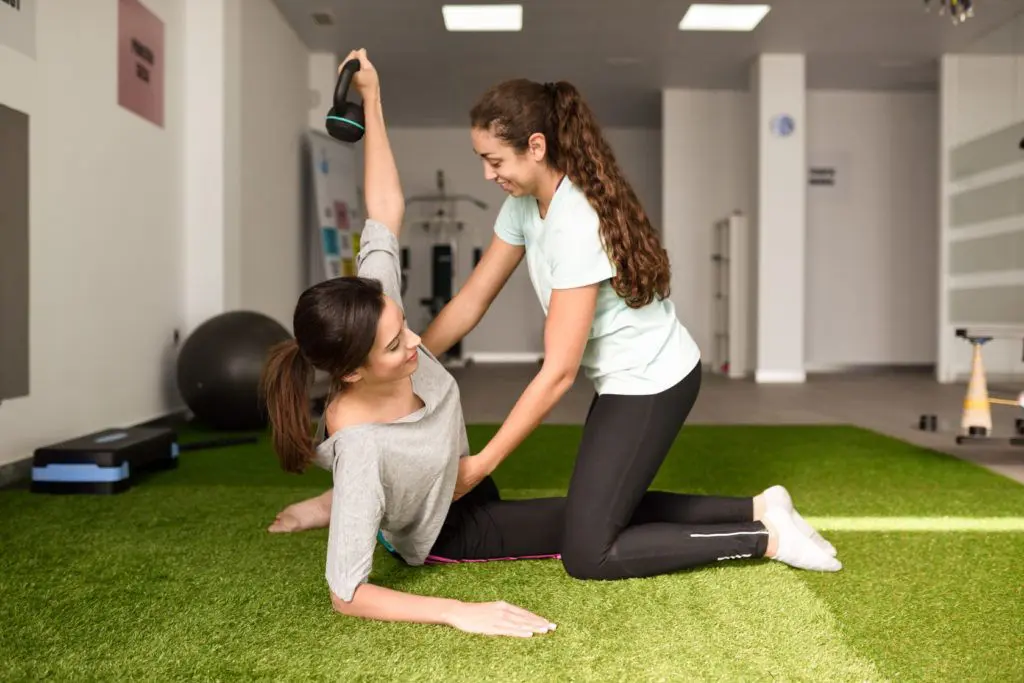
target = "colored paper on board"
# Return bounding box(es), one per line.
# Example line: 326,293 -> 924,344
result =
118,0 -> 165,127
321,227 -> 341,257
335,202 -> 351,232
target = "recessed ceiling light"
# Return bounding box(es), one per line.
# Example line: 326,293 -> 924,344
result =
311,11 -> 334,26
442,4 -> 522,31
678,4 -> 770,31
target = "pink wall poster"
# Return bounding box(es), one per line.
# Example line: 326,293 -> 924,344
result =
118,0 -> 165,127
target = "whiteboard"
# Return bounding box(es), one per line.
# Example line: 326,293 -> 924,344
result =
303,130 -> 362,288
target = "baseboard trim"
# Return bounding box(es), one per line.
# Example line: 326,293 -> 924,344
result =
466,352 -> 544,364
804,363 -> 935,375
755,370 -> 807,384
133,409 -> 192,429
0,458 -> 31,490
704,361 -> 752,380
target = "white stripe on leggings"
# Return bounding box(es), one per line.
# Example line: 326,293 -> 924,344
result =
689,530 -> 769,538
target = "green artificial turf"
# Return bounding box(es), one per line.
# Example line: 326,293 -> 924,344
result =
1,425 -> 1022,682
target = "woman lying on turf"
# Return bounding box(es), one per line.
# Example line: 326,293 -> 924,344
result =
261,50 -> 840,639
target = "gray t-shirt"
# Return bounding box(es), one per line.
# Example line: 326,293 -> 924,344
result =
311,219 -> 468,603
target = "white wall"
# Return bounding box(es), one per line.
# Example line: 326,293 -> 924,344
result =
938,13 -> 1024,382
384,126 -> 663,358
662,87 -> 941,376
661,90 -> 755,361
0,0 -> 313,469
238,0 -> 311,328
805,91 -> 939,369
0,0 -> 184,468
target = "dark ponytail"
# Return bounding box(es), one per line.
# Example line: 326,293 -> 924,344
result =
261,339 -> 315,473
471,79 -> 671,308
260,276 -> 386,474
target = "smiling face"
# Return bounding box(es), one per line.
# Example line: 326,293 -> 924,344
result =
354,295 -> 420,385
472,126 -> 549,198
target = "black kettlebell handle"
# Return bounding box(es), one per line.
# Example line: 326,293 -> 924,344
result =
334,59 -> 361,108
325,58 -> 366,142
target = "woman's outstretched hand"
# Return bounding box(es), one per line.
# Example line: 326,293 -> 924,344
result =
443,600 -> 557,638
340,48 -> 379,101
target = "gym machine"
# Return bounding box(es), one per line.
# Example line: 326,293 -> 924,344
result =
405,170 -> 488,366
918,326 -> 1024,446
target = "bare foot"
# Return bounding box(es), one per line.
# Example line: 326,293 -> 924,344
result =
268,494 -> 330,533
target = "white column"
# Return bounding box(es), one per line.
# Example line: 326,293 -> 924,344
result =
752,54 -> 807,383
937,55 -> 956,384
182,0 -> 242,333
308,52 -> 338,132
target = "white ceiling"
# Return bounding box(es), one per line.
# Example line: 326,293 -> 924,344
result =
272,0 -> 1024,127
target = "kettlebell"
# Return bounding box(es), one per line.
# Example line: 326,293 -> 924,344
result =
326,59 -> 365,143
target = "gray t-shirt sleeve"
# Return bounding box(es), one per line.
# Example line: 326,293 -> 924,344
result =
356,219 -> 403,312
325,437 -> 385,603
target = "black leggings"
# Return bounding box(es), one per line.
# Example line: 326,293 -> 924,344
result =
427,363 -> 770,577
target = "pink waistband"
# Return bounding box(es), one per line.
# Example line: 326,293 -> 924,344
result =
425,553 -> 562,565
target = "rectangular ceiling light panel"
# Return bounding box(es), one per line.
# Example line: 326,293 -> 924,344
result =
443,4 -> 523,31
679,4 -> 771,31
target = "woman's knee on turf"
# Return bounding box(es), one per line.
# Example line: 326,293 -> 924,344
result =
560,544 -> 613,580
560,511 -> 622,579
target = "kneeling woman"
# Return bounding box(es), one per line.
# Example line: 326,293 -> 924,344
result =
261,50 -> 839,639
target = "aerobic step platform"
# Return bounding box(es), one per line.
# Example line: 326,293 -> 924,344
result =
31,427 -> 178,494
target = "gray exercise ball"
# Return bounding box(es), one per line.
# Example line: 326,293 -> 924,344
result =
176,310 -> 293,431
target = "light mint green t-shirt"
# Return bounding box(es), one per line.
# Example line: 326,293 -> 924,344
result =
494,177 -> 701,396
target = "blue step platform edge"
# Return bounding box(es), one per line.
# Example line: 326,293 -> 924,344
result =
32,462 -> 132,483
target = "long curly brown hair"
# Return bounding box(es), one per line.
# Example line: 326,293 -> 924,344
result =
470,79 -> 670,308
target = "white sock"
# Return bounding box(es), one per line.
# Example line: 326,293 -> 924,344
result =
764,507 -> 842,572
762,485 -> 837,557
